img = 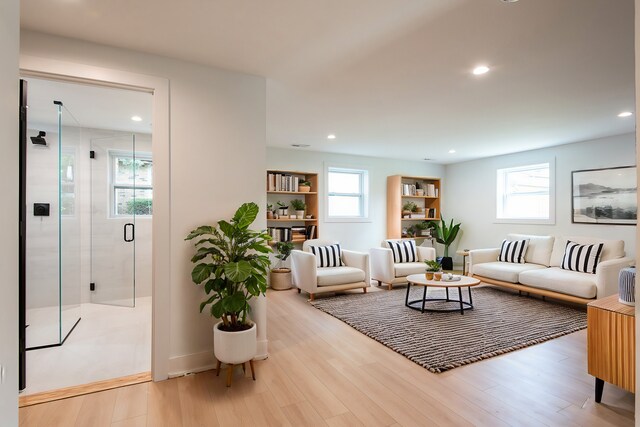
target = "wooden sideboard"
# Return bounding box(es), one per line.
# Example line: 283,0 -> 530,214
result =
587,294 -> 635,403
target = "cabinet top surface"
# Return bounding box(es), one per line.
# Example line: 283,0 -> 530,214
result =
588,294 -> 635,316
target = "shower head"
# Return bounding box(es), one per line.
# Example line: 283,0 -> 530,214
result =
30,131 -> 47,146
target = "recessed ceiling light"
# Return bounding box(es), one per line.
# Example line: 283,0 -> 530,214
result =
131,115 -> 142,122
501,0 -> 519,3
448,149 -> 456,154
423,158 -> 432,161
327,134 -> 336,140
472,65 -> 490,76
291,144 -> 310,148
618,111 -> 633,118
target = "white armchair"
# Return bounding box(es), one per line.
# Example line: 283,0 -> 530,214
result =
370,240 -> 436,290
291,239 -> 370,301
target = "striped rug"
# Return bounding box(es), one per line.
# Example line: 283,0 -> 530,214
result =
311,286 -> 587,373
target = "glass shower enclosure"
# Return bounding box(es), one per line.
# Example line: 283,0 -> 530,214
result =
23,87 -> 82,351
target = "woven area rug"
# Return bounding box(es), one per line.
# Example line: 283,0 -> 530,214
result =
311,286 -> 587,373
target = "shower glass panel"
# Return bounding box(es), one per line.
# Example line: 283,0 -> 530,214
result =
25,98 -> 82,349
90,135 -> 137,307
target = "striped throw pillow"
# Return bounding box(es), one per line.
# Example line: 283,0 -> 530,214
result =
309,244 -> 343,268
498,239 -> 529,264
561,241 -> 604,274
385,240 -> 417,263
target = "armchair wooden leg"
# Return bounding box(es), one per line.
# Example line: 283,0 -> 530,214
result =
309,293 -> 315,301
363,286 -> 367,293
297,288 -> 301,294
376,280 -> 381,286
387,284 -> 392,290
226,364 -> 234,387
216,360 -> 221,376
249,359 -> 256,381
242,362 -> 246,374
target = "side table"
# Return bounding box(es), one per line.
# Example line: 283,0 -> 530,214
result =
587,294 -> 635,403
456,249 -> 470,276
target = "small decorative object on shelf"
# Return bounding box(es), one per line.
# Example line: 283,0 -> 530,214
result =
276,201 -> 288,217
266,203 -> 274,219
402,201 -> 418,218
290,199 -> 306,219
298,180 -> 311,192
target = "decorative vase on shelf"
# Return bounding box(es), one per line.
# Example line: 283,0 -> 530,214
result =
267,211 -> 274,219
295,210 -> 305,219
298,185 -> 311,192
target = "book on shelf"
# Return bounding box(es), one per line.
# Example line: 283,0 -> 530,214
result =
268,227 -> 292,243
268,173 -> 304,192
427,208 -> 437,219
306,225 -> 317,240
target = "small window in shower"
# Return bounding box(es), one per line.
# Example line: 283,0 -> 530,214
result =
111,152 -> 153,217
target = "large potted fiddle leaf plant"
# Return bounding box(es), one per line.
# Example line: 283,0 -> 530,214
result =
185,202 -> 271,370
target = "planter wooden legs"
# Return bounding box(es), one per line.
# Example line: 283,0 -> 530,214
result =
216,360 -> 257,387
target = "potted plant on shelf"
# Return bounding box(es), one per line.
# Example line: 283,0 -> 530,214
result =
402,201 -> 418,218
270,241 -> 294,290
290,199 -> 306,219
427,216 -> 461,271
184,202 -> 271,384
298,180 -> 311,192
266,203 -> 274,219
424,259 -> 441,280
276,201 -> 288,217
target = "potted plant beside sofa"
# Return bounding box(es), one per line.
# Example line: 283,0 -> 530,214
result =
185,202 -> 271,386
270,241 -> 294,290
427,216 -> 461,271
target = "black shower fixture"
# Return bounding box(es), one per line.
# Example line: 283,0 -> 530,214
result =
30,131 -> 47,146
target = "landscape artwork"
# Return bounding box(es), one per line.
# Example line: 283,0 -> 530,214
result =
572,166 -> 637,225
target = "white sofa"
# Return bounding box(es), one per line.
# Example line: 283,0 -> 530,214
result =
291,239 -> 370,301
469,234 -> 633,304
370,240 -> 436,290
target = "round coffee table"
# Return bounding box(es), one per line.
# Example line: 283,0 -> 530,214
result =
405,274 -> 481,315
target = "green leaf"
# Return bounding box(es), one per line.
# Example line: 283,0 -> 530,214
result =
224,292 -> 246,313
191,263 -> 212,284
218,220 -> 234,238
199,295 -> 216,313
224,260 -> 252,283
249,242 -> 272,254
210,300 -> 226,318
185,225 -> 215,240
233,202 -> 259,230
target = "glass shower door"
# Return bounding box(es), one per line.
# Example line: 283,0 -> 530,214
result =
90,135 -> 137,307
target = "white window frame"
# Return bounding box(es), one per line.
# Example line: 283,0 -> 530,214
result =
110,151 -> 153,218
495,159 -> 555,225
325,165 -> 370,222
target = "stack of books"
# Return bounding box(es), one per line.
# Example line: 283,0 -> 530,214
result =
268,173 -> 300,192
268,227 -> 292,242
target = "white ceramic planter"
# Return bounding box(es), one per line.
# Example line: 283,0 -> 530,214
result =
295,210 -> 305,219
213,321 -> 257,365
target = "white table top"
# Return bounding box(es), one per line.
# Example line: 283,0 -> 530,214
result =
406,274 -> 480,288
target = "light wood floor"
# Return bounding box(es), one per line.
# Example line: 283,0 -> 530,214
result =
20,286 -> 635,426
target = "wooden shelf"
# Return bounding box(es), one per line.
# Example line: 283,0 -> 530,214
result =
267,219 -> 317,222
387,175 -> 441,239
267,170 -> 319,243
267,191 -> 318,195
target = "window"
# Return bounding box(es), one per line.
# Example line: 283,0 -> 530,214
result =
496,162 -> 554,223
326,166 -> 369,221
111,152 -> 153,216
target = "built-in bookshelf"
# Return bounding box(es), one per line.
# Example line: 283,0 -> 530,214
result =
387,175 -> 441,239
267,170 -> 319,245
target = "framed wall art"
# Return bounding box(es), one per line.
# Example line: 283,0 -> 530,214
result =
572,165 -> 636,225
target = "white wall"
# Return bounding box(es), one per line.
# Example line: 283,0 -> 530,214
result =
0,0 -> 19,424
267,147 -> 445,252
444,133 -> 636,266
21,31 -> 267,375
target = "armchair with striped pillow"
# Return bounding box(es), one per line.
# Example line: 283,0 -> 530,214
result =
370,239 -> 436,290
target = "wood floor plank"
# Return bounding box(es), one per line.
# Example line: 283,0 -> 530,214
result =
325,412 -> 365,427
74,388 -> 118,427
111,382 -> 148,423
280,400 -> 328,426
176,373 -> 220,427
146,377 -> 183,427
111,415 -> 147,427
19,395 -> 84,427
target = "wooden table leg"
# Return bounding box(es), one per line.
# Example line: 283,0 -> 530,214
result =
216,360 -> 221,376
249,360 -> 256,381
226,364 -> 234,387
595,377 -> 604,403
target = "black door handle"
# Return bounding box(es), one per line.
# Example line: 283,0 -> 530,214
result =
124,223 -> 134,242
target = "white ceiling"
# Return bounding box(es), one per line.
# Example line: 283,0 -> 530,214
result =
25,77 -> 152,134
20,0 -> 635,163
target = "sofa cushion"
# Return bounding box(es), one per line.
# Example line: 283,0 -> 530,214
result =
506,234 -> 554,266
519,267 -> 597,299
498,239 -> 529,263
394,262 -> 427,278
560,241 -> 604,274
316,266 -> 365,287
473,261 -> 547,283
385,239 -> 417,263
550,236 -> 624,267
309,244 -> 343,267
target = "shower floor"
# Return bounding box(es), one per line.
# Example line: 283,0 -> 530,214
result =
23,296 -> 151,395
